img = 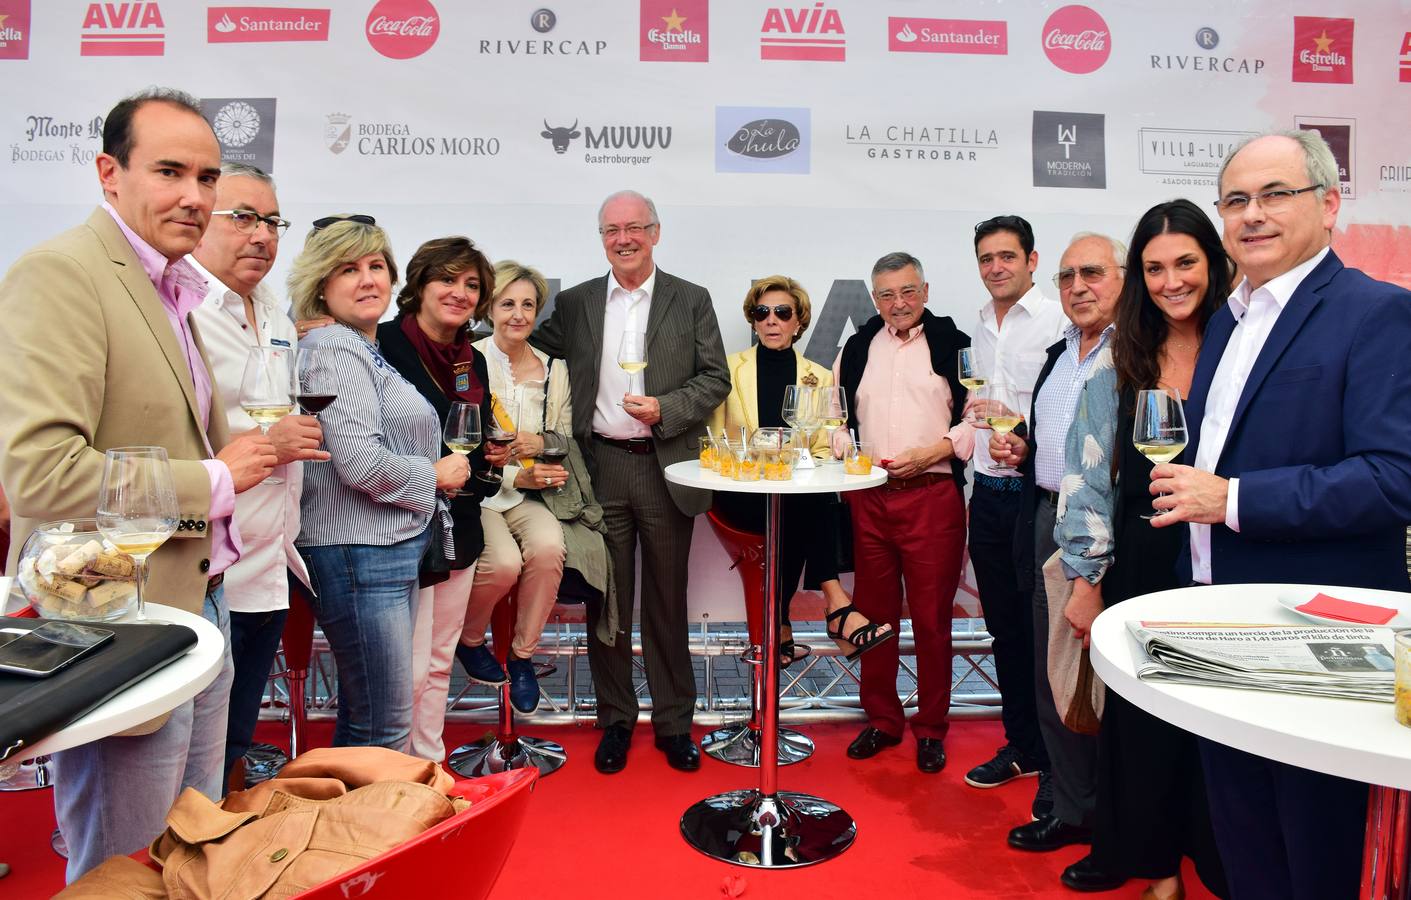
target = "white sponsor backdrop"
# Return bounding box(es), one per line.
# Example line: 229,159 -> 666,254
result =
2,0 -> 1409,619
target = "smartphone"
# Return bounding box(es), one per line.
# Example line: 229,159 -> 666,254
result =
0,622 -> 116,677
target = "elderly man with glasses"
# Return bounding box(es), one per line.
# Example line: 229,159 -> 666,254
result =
189,162 -> 328,792
988,232 -> 1125,854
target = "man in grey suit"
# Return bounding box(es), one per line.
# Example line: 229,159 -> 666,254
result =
534,190 -> 729,773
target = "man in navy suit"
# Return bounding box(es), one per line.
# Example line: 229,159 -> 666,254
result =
1151,130 -> 1411,899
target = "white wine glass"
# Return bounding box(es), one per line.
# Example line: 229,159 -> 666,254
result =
443,401 -> 481,498
618,331 -> 648,398
815,386 -> 848,465
1133,388 -> 1188,520
96,446 -> 179,621
240,346 -> 296,485
958,348 -> 987,391
977,382 -> 1024,475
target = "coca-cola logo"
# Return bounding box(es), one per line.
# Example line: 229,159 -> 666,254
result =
1041,5 -> 1110,74
365,0 -> 438,59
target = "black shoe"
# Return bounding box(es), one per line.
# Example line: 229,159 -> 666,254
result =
916,738 -> 946,774
965,744 -> 1042,788
456,643 -> 507,686
506,658 -> 539,714
594,724 -> 632,774
846,726 -> 902,760
653,733 -> 701,771
1007,814 -> 1092,852
1031,770 -> 1054,820
1060,854 -> 1128,892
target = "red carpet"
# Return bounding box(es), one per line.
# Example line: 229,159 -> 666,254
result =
1,719 -> 1219,899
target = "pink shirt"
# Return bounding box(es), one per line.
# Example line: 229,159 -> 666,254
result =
834,323 -> 974,475
104,203 -> 241,576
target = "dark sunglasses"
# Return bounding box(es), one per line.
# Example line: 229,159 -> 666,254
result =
750,304 -> 795,323
312,214 -> 376,230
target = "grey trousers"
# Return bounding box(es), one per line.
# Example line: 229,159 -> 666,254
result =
1032,494 -> 1099,826
587,443 -> 697,735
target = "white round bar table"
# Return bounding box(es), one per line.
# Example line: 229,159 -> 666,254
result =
666,460 -> 885,868
1089,583 -> 1411,900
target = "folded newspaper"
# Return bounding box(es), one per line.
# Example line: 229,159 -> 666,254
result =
1126,621 -> 1395,703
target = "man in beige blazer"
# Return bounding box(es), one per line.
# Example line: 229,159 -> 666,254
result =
0,88 -> 277,881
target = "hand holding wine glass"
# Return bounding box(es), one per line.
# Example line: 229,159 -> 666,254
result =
538,432 -> 572,495
240,346 -> 296,484
442,401 -> 481,497
479,392 -> 519,487
618,331 -> 648,399
976,382 -> 1024,474
1134,388 -> 1187,520
96,447 -> 179,621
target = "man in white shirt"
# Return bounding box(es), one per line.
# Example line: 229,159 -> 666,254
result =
1153,130 -> 1411,898
533,190 -> 729,774
189,163 -> 327,790
962,216 -> 1067,799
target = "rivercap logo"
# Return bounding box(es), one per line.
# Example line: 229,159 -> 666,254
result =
1041,5 -> 1109,74
203,97 -> 276,171
1292,16 -> 1353,84
1195,26 -> 1218,49
365,0 -> 438,59
1295,116 -> 1355,198
530,8 -> 554,32
640,0 -> 707,62
760,4 -> 844,62
0,1 -> 30,59
208,7 -> 330,43
1032,110 -> 1106,189
81,1 -> 165,56
325,113 -> 351,154
889,17 -> 1007,55
715,106 -> 809,174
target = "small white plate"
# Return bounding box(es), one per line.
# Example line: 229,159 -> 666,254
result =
1276,592 -> 1411,629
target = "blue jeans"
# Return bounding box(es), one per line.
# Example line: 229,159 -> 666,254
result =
299,531 -> 429,749
53,586 -> 234,883
224,606 -> 290,778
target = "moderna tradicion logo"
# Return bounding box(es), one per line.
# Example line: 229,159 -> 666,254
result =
208,7 -> 330,43
1041,5 -> 1109,74
640,0 -> 707,62
1032,110 -> 1106,189
1292,16 -> 1354,84
365,0 -> 438,59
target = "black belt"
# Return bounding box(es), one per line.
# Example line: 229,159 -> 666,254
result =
592,433 -> 655,455
1039,489 -> 1060,506
881,472 -> 948,492
207,572 -> 224,594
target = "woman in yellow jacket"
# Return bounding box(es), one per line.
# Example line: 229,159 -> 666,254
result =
709,275 -> 894,666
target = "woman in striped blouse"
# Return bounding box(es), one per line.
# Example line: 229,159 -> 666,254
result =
288,215 -> 469,750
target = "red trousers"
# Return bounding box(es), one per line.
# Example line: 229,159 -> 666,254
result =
847,476 -> 966,740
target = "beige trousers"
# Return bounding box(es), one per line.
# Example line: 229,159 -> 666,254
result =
462,500 -> 566,658
408,566 -> 474,762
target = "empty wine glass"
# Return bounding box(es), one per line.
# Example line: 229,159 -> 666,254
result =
782,384 -> 816,467
1133,388 -> 1188,520
96,447 -> 179,621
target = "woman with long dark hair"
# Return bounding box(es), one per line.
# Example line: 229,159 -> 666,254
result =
1054,199 -> 1231,899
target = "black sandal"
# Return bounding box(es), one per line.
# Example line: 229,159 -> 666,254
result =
779,637 -> 812,669
825,604 -> 896,660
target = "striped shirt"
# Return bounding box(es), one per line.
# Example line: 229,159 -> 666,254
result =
1034,323 -> 1114,492
295,324 -> 445,550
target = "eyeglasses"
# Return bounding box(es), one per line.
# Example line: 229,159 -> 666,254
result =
211,209 -> 290,237
750,304 -> 795,323
874,286 -> 922,304
598,223 -> 657,240
1053,264 -> 1124,290
1212,185 -> 1323,216
312,214 -> 376,230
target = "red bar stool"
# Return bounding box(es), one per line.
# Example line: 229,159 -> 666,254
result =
235,582 -> 317,788
448,591 -> 566,778
700,509 -> 814,767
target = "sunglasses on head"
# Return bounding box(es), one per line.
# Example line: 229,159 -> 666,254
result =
312,214 -> 376,230
750,304 -> 795,323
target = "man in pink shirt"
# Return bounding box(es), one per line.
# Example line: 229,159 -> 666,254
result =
833,251 -> 974,773
0,88 -> 277,880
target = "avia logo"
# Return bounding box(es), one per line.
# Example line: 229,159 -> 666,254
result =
760,3 -> 844,62
1401,31 -> 1411,83
365,0 -> 438,59
888,17 -> 1007,55
81,2 -> 165,56
208,7 -> 330,43
641,0 -> 707,62
539,120 -> 673,154
0,1 -> 32,60
1041,5 -> 1109,74
1292,16 -> 1353,84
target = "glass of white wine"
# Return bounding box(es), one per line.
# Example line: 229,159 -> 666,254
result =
443,401 -> 481,497
96,446 -> 179,621
1133,387 -> 1187,520
815,386 -> 848,465
977,382 -> 1024,475
958,347 -> 987,391
618,331 -> 648,398
240,345 -> 296,485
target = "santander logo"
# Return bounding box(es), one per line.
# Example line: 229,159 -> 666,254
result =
208,7 -> 330,43
1042,5 -> 1110,74
365,0 -> 438,59
895,24 -> 917,43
